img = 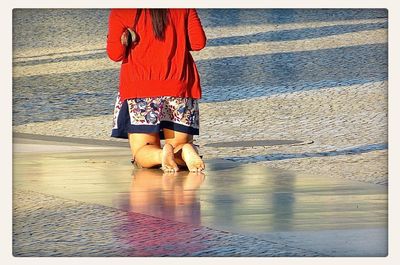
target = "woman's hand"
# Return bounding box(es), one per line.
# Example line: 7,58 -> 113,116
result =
121,28 -> 138,46
121,29 -> 129,46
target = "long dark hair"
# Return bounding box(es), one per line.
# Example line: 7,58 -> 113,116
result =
134,9 -> 169,41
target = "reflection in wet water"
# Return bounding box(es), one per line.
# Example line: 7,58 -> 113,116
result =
13,148 -> 387,235
206,164 -> 245,229
200,165 -> 297,232
128,169 -> 205,225
271,171 -> 295,231
111,169 -> 209,256
13,143 -> 388,256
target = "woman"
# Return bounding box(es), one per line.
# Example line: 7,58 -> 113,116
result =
106,9 -> 206,172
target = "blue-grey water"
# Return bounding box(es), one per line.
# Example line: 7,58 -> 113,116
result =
12,9 -> 387,125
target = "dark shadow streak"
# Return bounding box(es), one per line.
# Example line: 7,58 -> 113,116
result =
13,51 -> 107,67
199,9 -> 387,28
223,143 -> 388,163
13,48 -> 106,60
207,22 -> 387,47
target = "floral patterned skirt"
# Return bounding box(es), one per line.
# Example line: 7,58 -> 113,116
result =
111,94 -> 200,139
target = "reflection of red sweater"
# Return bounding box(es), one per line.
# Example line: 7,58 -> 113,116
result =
106,9 -> 207,101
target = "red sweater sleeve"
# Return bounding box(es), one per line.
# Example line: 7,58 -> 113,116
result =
187,9 -> 207,51
106,10 -> 127,62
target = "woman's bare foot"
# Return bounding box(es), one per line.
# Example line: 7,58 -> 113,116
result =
161,143 -> 179,172
181,143 -> 205,172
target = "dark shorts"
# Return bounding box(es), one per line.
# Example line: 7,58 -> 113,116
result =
111,94 -> 200,139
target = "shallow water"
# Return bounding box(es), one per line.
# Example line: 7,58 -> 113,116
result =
13,138 -> 387,256
12,9 -> 387,125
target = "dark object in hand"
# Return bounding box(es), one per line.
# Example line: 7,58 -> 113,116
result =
126,28 -> 138,47
123,28 -> 139,58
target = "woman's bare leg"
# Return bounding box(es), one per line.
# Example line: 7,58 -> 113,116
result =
129,133 -> 178,171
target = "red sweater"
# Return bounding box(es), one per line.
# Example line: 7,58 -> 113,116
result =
106,9 -> 207,101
